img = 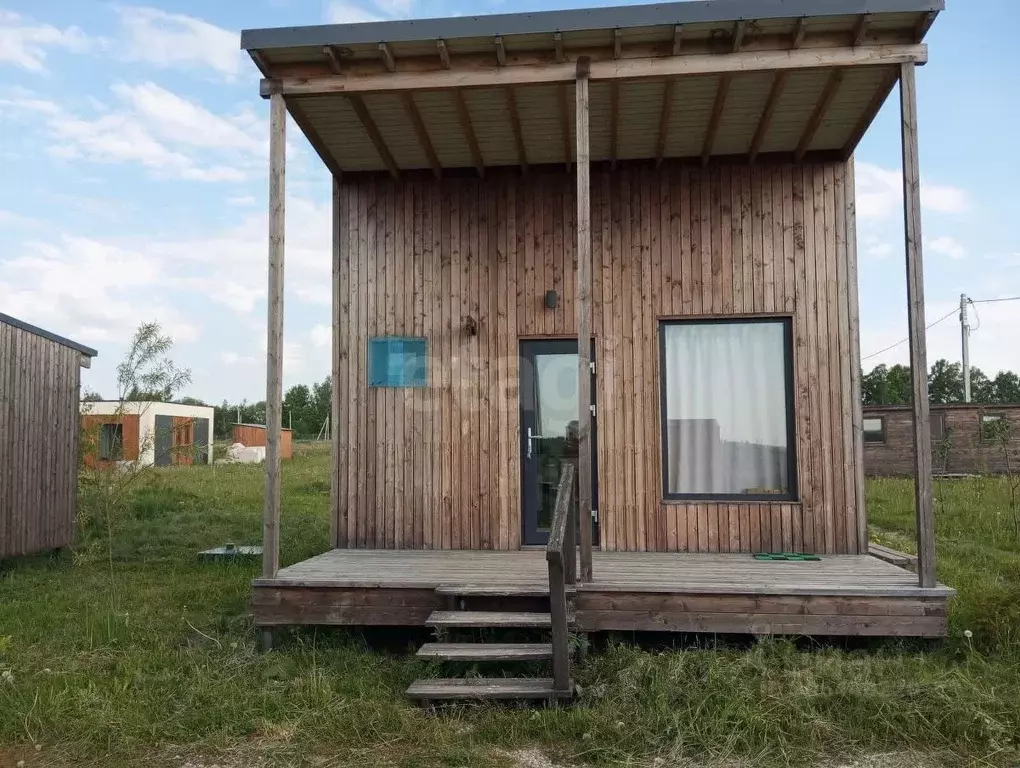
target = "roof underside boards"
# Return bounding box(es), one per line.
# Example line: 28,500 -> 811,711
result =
243,1 -> 941,175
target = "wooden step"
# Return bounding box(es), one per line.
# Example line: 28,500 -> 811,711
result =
435,585 -> 565,597
416,642 -> 553,661
406,677 -> 573,701
426,610 -> 552,628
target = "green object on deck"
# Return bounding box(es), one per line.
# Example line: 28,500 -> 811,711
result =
753,552 -> 821,561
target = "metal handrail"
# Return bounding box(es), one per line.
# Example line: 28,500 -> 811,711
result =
545,460 -> 577,695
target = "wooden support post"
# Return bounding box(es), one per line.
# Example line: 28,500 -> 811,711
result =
331,175 -> 344,548
263,88 -> 286,581
899,62 -> 936,588
575,59 -> 593,584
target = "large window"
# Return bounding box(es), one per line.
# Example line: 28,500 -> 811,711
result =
659,318 -> 796,500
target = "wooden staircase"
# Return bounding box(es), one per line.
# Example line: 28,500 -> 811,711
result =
406,463 -> 579,704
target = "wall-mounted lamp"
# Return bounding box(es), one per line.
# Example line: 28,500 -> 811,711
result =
544,290 -> 558,310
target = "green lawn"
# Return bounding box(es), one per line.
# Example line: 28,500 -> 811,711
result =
2,445 -> 1019,767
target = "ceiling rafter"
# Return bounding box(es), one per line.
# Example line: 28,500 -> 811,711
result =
913,11 -> 938,42
378,42 -> 396,72
655,79 -> 676,166
453,90 -> 484,177
323,45 -> 343,74
851,14 -> 871,46
553,32 -> 565,63
841,67 -> 899,159
400,92 -> 441,178
791,17 -> 807,49
730,20 -> 747,52
672,24 -> 683,55
701,74 -> 732,165
348,95 -> 399,178
436,39 -> 451,69
558,85 -> 572,172
795,69 -> 845,162
609,28 -> 622,170
748,71 -> 788,164
505,87 -> 529,174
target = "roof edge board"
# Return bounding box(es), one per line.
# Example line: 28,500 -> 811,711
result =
240,0 -> 943,51
0,312 -> 99,357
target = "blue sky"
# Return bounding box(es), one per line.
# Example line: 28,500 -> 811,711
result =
1,0 -> 1017,403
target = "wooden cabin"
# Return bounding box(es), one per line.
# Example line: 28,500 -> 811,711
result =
242,0 -> 951,700
0,313 -> 97,559
232,423 -> 294,460
864,403 -> 1020,477
80,401 -> 214,468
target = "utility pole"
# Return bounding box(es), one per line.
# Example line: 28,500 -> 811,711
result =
960,293 -> 971,402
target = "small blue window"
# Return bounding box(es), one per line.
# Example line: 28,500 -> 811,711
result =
369,337 -> 428,387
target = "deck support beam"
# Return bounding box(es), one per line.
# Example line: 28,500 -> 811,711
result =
575,58 -> 593,583
899,62 -> 936,589
263,87 -> 286,585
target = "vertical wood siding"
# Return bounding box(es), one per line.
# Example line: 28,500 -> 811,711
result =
334,161 -> 862,554
0,322 -> 82,559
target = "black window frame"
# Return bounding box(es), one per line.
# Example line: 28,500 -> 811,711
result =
863,415 -> 886,444
658,316 -> 798,503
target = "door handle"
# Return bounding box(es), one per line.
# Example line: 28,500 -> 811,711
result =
526,426 -> 543,460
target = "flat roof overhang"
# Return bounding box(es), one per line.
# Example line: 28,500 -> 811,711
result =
241,0 -> 942,176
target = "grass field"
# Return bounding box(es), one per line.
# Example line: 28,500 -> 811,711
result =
2,444 -> 1019,767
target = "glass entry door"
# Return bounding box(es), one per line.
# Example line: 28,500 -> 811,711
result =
519,340 -> 598,546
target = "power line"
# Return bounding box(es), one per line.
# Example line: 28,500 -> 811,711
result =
972,296 -> 1020,305
860,307 -> 958,362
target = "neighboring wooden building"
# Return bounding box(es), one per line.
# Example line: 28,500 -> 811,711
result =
232,423 -> 294,460
0,313 -> 97,559
864,403 -> 1020,477
80,402 -> 214,468
240,0 -> 952,698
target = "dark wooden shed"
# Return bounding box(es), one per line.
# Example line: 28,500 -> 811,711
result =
864,403 -> 1020,476
0,313 -> 97,559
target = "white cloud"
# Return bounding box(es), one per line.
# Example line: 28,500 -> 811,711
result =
111,82 -> 263,155
371,0 -> 416,17
310,324 -> 331,348
2,84 -> 257,182
856,161 -> 971,221
0,10 -> 90,72
928,235 -> 966,260
0,235 -> 198,346
115,6 -> 242,80
49,111 -> 245,181
862,236 -> 894,261
327,2 -> 386,23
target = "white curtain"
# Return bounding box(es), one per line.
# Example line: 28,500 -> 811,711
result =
663,322 -> 790,496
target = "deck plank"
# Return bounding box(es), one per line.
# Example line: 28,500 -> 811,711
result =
254,549 -> 952,597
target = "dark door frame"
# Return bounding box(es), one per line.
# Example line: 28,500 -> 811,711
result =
518,338 -> 599,547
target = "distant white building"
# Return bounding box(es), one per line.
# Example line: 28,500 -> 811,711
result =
80,401 -> 214,467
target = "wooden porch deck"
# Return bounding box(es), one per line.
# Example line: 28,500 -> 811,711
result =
252,550 -> 953,637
